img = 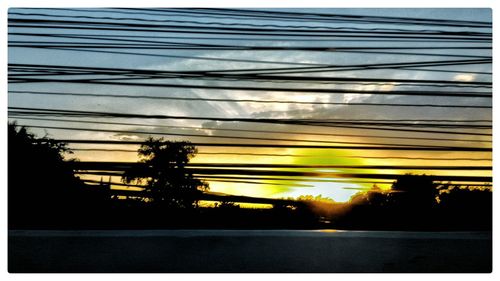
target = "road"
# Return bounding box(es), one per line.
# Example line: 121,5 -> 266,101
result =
8,229 -> 492,273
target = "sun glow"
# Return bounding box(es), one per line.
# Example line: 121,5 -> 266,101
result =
195,146 -> 382,202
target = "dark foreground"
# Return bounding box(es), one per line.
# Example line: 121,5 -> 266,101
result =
9,230 -> 492,273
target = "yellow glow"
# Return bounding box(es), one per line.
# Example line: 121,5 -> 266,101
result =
69,130 -> 492,206
198,201 -> 273,209
317,229 -> 340,233
207,181 -> 288,198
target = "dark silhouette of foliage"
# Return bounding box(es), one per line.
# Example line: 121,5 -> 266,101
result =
122,137 -> 208,208
8,122 -> 87,228
389,174 -> 439,208
8,126 -> 491,231
215,201 -> 240,209
329,174 -> 492,230
434,184 -> 492,230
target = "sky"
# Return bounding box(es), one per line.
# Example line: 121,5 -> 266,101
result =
7,7 -> 492,202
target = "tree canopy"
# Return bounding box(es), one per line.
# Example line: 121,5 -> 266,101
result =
122,137 -> 208,208
8,122 -> 85,227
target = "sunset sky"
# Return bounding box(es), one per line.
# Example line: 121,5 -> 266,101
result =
8,8 -> 492,202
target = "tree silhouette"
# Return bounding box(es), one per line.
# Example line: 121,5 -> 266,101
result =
436,184 -> 492,230
328,174 -> 492,230
8,122 -> 85,228
122,137 -> 208,208
390,174 -> 438,202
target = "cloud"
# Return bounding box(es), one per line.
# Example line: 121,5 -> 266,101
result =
113,134 -> 141,141
453,74 -> 476,82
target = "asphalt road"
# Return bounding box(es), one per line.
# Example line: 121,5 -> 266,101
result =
8,229 -> 492,273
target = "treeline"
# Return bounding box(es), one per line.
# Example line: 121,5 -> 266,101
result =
8,123 -> 109,229
297,175 -> 492,231
7,123 -> 316,229
8,123 -> 492,230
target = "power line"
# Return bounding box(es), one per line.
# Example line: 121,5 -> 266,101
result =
187,8 -> 493,27
189,176 -> 490,187
9,37 -> 324,66
10,41 -> 493,52
18,124 -> 487,149
8,90 -> 492,109
68,148 -> 492,161
8,63 -> 492,87
20,8 -> 491,28
188,163 -> 492,170
9,22 -> 492,43
75,171 -> 492,186
14,115 -> 491,129
8,17 -> 492,38
69,160 -> 493,171
9,107 -> 492,136
12,46 -> 491,77
9,77 -> 491,98
10,32 -> 493,43
10,11 -> 494,36
34,139 -> 492,152
68,161 -> 493,182
11,116 -> 491,144
9,56 -> 491,74
12,45 -> 491,59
